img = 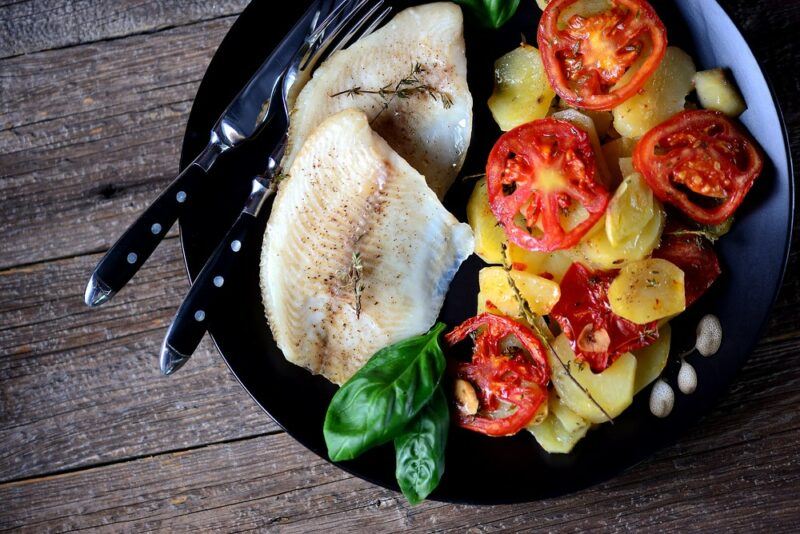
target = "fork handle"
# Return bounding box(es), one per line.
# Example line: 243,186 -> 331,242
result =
84,141 -> 226,307
160,176 -> 275,375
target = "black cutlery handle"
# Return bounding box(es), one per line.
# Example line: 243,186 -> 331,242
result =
84,142 -> 225,306
159,210 -> 259,375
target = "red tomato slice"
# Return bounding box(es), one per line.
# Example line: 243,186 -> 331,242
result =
550,263 -> 659,372
486,119 -> 610,252
538,0 -> 667,111
634,110 -> 764,225
653,224 -> 721,307
446,314 -> 550,437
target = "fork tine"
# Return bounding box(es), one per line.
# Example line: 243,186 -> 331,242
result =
307,0 -> 361,43
329,3 -> 391,56
299,0 -> 379,71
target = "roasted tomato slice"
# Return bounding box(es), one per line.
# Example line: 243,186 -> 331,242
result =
446,314 -> 550,437
634,110 -> 764,225
653,224 -> 721,306
486,119 -> 610,252
537,0 -> 667,110
550,262 -> 659,372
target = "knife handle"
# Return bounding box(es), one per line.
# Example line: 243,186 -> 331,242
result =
159,209 -> 260,375
84,142 -> 226,307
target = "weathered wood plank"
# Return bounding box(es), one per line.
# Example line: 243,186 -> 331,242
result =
0,237 -> 277,482
2,358 -> 799,534
0,0 -> 798,530
0,17 -> 235,269
0,0 -> 248,58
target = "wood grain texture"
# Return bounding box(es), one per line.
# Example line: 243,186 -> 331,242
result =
0,0 -> 249,58
2,374 -> 800,534
0,0 -> 798,531
0,17 -> 235,269
0,237 -> 278,482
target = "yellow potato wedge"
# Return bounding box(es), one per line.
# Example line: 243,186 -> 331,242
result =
693,68 -> 747,117
618,157 -> 635,178
608,259 -> 686,324
467,178 -> 506,264
605,173 -> 656,247
633,323 -> 672,394
477,266 -> 561,318
529,391 -> 591,454
612,47 -> 696,138
506,243 -> 577,283
577,204 -> 664,270
602,137 -> 637,183
489,45 -> 555,131
548,334 -> 637,424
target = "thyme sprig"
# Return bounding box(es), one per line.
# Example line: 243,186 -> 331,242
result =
337,250 -> 365,319
500,243 -> 614,423
667,230 -> 721,243
666,218 -> 733,244
330,63 -> 454,114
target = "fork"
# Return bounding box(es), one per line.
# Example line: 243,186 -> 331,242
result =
159,0 -> 392,375
83,0 -> 336,308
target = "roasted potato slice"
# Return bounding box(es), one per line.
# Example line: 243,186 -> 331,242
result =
549,334 -> 637,424
529,391 -> 590,454
608,259 -> 686,324
693,68 -> 746,117
467,178 -> 506,264
489,45 -> 555,131
577,204 -> 664,270
605,173 -> 656,247
477,266 -> 561,318
612,47 -> 696,138
633,323 -> 672,394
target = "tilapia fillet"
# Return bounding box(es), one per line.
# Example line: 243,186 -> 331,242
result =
284,2 -> 472,199
261,109 -> 474,385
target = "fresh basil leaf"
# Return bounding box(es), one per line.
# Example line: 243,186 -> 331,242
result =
455,0 -> 521,29
394,386 -> 449,505
324,323 -> 447,462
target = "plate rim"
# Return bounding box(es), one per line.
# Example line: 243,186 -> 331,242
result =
177,0 -> 796,504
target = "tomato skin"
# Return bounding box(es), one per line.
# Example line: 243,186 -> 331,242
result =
538,0 -> 667,111
550,263 -> 659,372
446,314 -> 550,436
653,225 -> 721,306
486,119 -> 610,252
634,110 -> 764,225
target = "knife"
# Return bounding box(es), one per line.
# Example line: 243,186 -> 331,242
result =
83,0 -> 332,307
159,0 -> 390,375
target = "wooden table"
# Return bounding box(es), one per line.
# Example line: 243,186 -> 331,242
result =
1,1 -> 797,530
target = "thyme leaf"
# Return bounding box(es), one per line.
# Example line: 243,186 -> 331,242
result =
336,249 -> 365,319
330,63 -> 454,118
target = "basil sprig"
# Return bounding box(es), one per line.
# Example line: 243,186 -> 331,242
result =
324,323 -> 447,462
394,387 -> 449,504
455,0 -> 521,29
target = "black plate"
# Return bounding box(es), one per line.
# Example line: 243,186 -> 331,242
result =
178,0 -> 794,503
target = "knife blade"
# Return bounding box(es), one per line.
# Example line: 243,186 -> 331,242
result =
83,0 -> 331,307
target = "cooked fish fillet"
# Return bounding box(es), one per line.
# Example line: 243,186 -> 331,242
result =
284,2 -> 472,198
261,109 -> 474,385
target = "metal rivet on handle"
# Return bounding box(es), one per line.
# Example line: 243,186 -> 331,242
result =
213,276 -> 224,288
126,252 -> 138,264
176,191 -> 187,203
151,223 -> 162,235
231,240 -> 242,252
194,310 -> 205,322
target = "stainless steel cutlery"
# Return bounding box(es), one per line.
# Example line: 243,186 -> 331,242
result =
82,0 -> 389,374
160,0 -> 390,375
83,0 -> 334,307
